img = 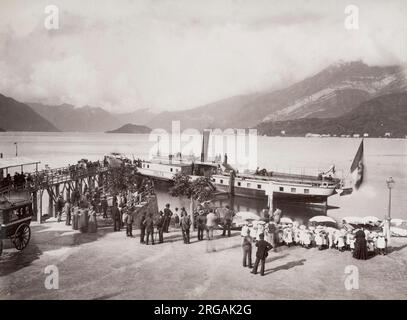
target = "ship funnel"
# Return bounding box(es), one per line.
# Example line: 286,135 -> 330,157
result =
200,129 -> 211,162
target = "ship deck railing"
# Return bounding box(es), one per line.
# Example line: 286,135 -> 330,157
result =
217,171 -> 341,187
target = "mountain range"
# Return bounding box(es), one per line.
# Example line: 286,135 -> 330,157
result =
28,103 -> 157,132
0,61 -> 406,134
256,92 -> 407,138
0,93 -> 59,132
144,61 -> 406,130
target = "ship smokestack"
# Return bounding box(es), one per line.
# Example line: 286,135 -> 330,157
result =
201,129 -> 210,162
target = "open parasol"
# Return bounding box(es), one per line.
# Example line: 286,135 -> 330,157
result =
234,211 -> 260,221
280,217 -> 293,224
390,218 -> 404,227
309,216 -> 337,224
342,216 -> 364,225
363,216 -> 381,224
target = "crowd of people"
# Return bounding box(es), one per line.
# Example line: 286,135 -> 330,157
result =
116,200 -> 235,246
235,206 -> 390,276
0,158 -> 107,191
0,172 -> 34,189
46,167 -> 390,279
242,219 -> 387,261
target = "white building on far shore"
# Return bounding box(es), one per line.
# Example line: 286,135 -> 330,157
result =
305,133 -> 321,137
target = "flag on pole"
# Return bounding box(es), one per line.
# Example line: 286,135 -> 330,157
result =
350,139 -> 364,190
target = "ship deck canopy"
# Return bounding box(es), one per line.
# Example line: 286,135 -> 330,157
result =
0,157 -> 41,171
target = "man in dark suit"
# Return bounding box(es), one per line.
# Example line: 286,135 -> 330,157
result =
144,214 -> 155,245
111,202 -> 121,232
242,228 -> 253,268
163,203 -> 173,233
101,195 -> 108,219
180,208 -> 191,244
156,211 -> 165,243
251,233 -> 272,276
197,209 -> 206,241
222,205 -> 234,237
139,212 -> 146,243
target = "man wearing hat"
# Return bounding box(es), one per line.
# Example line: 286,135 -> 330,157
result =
144,213 -> 155,245
163,203 -> 173,233
139,211 -> 147,243
251,233 -> 272,276
156,211 -> 165,243
222,205 -> 234,237
56,195 -> 65,222
197,208 -> 207,241
111,202 -> 121,232
64,198 -> 72,226
180,208 -> 191,244
242,228 -> 253,268
101,195 -> 108,219
123,208 -> 134,237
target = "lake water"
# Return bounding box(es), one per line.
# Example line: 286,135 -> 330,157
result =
0,132 -> 406,221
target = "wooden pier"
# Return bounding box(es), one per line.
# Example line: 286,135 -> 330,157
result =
0,163 -> 127,222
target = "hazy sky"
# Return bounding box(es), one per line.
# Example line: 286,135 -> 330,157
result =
0,0 -> 406,113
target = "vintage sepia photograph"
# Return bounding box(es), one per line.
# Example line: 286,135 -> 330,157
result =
0,0 -> 406,304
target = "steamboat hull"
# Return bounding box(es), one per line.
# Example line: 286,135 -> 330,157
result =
214,183 -> 335,203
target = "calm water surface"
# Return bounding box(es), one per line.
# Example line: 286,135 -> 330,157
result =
0,132 -> 406,221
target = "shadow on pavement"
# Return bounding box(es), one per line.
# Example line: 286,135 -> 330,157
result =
0,219 -> 115,276
263,258 -> 306,275
265,253 -> 289,263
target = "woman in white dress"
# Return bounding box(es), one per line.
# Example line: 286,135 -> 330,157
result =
302,230 -> 312,248
327,230 -> 335,249
336,231 -> 346,251
283,227 -> 294,247
315,229 -> 325,250
376,233 -> 387,255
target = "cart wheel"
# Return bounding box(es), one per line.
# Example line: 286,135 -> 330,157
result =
13,224 -> 31,251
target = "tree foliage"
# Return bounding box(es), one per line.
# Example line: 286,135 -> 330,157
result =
107,165 -> 139,194
169,173 -> 193,198
190,176 -> 213,202
169,173 -> 213,202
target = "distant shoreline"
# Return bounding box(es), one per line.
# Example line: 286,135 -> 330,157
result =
1,130 -> 407,139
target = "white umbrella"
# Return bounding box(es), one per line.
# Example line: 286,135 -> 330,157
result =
235,211 -> 260,221
342,216 -> 364,224
390,226 -> 407,237
280,217 -> 293,224
363,216 -> 381,224
390,218 -> 404,227
309,216 -> 337,224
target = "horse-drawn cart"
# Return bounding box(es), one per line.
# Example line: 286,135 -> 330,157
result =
0,157 -> 40,256
0,195 -> 33,256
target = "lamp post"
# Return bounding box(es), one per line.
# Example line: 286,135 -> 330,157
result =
385,177 -> 395,248
386,177 -> 395,219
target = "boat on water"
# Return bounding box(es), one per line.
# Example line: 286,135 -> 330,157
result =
137,157 -> 341,203
136,131 -> 349,204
